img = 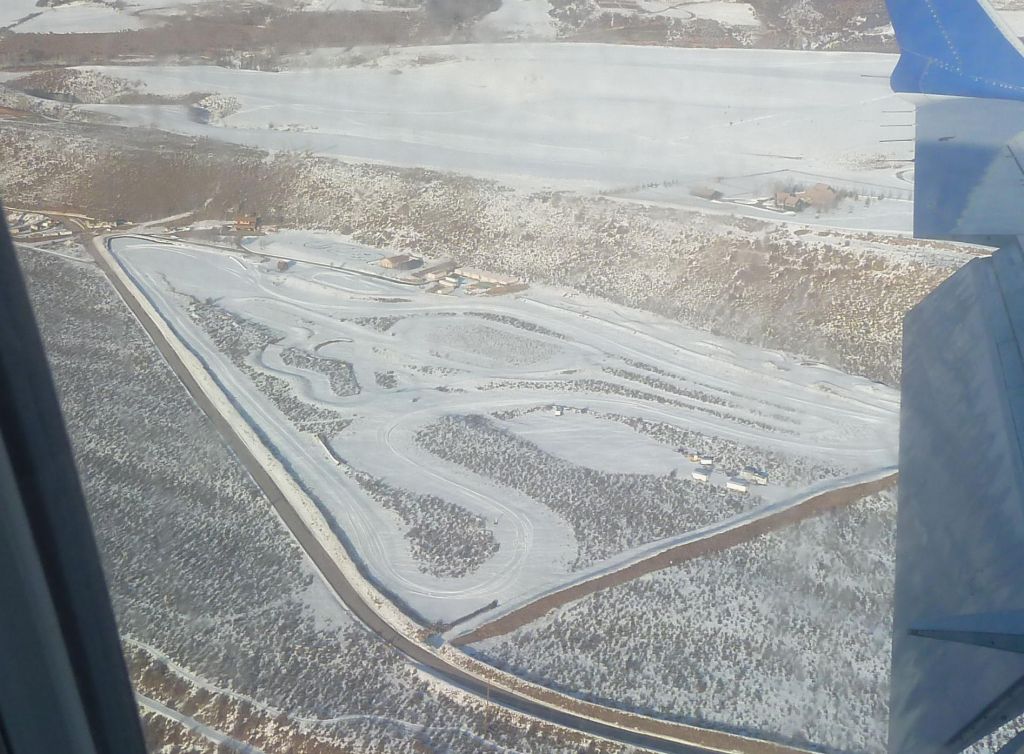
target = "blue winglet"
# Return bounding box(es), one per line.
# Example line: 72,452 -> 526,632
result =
886,0 -> 1024,101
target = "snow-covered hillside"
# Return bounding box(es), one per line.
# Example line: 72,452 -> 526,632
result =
78,45 -> 912,230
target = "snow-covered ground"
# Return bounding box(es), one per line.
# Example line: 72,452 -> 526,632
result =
2,1 -> 151,33
110,231 -> 898,622
685,1 -> 759,27
629,0 -> 759,27
79,45 -> 912,230
497,412 -> 686,475
297,0 -> 413,10
0,0 -> 47,28
0,0 -> 768,34
0,0 -> 418,33
475,0 -> 557,40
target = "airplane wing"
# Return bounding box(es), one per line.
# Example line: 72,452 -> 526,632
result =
887,1 -> 1024,752
0,210 -> 146,753
888,0 -> 1024,103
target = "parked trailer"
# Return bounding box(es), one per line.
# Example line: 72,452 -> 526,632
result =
726,479 -> 749,493
740,466 -> 769,485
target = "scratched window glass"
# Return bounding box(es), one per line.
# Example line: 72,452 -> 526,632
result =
8,1 -> 1023,753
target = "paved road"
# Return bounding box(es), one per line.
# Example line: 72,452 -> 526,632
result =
453,471 -> 898,646
88,234 -> 817,754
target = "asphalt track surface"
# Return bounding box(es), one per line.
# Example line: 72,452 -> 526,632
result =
88,234 -> 817,754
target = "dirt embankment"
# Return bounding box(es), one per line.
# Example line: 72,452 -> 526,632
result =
453,472 -> 898,646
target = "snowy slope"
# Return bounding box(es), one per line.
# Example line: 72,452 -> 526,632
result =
0,0 -> 555,34
620,0 -> 760,27
0,0 -> 47,28
1,0 -> 153,33
0,0 -> 395,30
14,3 -> 149,33
476,0 -> 557,40
80,45 -> 911,229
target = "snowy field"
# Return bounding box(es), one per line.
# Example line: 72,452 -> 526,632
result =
110,231 -> 898,623
1,0 -> 152,33
79,44 -> 914,230
497,412 -> 687,475
0,0 -> 417,33
475,0 -> 557,40
0,0 -> 766,35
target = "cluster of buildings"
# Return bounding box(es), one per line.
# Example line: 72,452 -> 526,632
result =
378,254 -> 527,297
687,181 -> 847,215
682,448 -> 769,494
773,182 -> 840,213
380,253 -> 423,271
82,217 -> 129,232
233,215 -> 262,233
7,212 -> 73,239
